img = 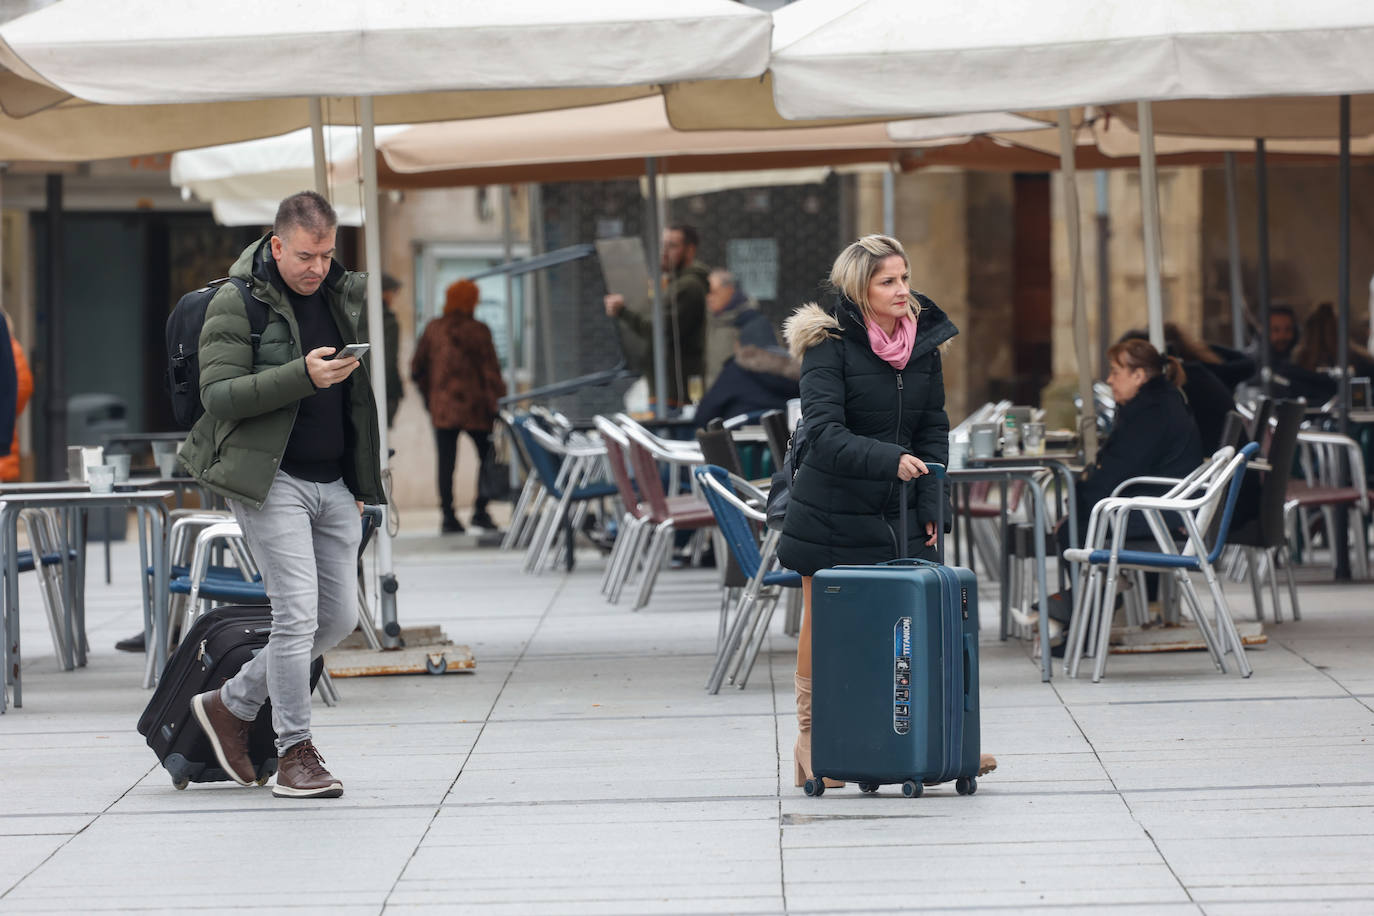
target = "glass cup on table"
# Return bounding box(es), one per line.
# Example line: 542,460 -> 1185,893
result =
687,374 -> 704,405
87,465 -> 115,494
1023,422 -> 1046,457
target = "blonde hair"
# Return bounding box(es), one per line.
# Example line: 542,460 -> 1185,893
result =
828,234 -> 919,324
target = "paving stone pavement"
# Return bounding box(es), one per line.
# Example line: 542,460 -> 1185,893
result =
1,531 -> 1372,914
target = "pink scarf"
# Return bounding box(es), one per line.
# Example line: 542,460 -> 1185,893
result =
867,311 -> 917,370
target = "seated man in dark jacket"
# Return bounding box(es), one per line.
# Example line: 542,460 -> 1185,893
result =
695,344 -> 800,428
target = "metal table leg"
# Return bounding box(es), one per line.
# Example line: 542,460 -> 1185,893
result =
4,507 -> 22,708
999,476 -> 1010,640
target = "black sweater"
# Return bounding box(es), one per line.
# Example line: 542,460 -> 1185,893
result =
281,284 -> 346,483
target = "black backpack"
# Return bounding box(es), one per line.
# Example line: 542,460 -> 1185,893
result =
165,278 -> 269,429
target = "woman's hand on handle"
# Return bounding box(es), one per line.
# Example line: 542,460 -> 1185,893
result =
896,454 -> 928,481
924,520 -> 937,547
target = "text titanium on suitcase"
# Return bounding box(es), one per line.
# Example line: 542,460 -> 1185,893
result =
893,617 -> 912,735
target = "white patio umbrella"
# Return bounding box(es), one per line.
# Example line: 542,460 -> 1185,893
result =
0,0 -> 772,648
171,125 -> 410,207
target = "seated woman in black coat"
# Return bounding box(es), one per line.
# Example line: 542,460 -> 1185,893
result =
1120,323 -> 1254,453
777,234 -> 995,791
1071,337 -> 1206,546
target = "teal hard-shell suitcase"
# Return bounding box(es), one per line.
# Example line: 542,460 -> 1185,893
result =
808,468 -> 981,798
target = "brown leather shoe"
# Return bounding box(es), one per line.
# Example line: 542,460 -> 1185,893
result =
273,740 -> 343,799
190,690 -> 256,786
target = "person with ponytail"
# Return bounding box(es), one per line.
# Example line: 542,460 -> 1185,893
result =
1073,337 -> 1204,541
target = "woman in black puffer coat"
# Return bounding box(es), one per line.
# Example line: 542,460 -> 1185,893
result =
775,235 -> 994,791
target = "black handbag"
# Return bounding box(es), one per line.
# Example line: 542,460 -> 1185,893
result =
479,459 -> 513,502
764,417 -> 808,531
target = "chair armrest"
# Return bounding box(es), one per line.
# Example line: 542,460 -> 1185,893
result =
1109,476 -> 1182,498
699,471 -> 767,524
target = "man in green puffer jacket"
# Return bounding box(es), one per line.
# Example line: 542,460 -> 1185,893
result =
181,191 -> 384,800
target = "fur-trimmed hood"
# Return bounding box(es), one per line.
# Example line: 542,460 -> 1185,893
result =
782,302 -> 840,361
735,343 -> 801,380
783,296 -> 955,361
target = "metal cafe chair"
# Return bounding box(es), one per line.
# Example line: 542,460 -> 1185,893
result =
1063,443 -> 1258,682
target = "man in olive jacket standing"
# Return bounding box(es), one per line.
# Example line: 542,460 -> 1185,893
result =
604,223 -> 709,408
182,191 -> 384,799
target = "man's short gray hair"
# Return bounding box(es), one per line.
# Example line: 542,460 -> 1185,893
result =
709,268 -> 736,289
274,190 -> 337,240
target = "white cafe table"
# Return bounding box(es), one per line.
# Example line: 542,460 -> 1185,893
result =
0,487 -> 173,711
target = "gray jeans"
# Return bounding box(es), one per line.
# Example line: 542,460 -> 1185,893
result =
220,470 -> 361,754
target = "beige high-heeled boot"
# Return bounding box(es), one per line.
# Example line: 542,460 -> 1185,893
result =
793,673 -> 845,789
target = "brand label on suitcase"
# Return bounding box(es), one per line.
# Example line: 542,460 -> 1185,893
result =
893,617 -> 912,735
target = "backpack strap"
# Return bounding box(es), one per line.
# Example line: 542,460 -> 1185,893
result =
222,277 -> 270,345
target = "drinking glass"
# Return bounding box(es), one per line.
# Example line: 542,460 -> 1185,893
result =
87,465 -> 115,494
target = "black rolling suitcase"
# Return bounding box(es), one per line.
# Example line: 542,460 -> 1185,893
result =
136,605 -> 323,789
807,466 -> 982,798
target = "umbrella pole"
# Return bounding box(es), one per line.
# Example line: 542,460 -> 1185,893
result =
882,163 -> 895,237
1256,138 -> 1272,397
359,96 -> 401,648
1136,101 -> 1165,351
308,98 -> 328,198
1224,152 -> 1248,349
1337,96 -> 1351,436
1057,111 -> 1098,465
1334,95 -> 1353,581
529,183 -> 555,386
42,174 -> 65,480
645,157 -> 668,418
1095,170 -> 1111,376
501,185 -> 518,397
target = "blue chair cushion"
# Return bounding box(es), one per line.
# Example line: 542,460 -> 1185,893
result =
762,570 -> 803,588
570,481 -> 619,501
153,564 -> 261,581
168,576 -> 269,603
1085,548 -> 1199,569
19,549 -> 78,572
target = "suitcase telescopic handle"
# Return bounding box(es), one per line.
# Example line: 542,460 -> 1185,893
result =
897,462 -> 947,563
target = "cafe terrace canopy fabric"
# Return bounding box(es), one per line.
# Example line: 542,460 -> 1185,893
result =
764,0 -> 1374,121
0,0 -> 772,160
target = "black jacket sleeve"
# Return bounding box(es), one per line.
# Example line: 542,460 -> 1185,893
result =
910,353 -> 950,529
1206,345 -> 1257,389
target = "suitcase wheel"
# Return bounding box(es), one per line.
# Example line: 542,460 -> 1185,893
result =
859,782 -> 880,794
956,777 -> 977,796
803,777 -> 826,797
901,779 -> 924,798
255,775 -> 271,787
172,778 -> 189,791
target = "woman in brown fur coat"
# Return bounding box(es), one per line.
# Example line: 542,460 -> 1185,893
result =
411,279 -> 507,533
